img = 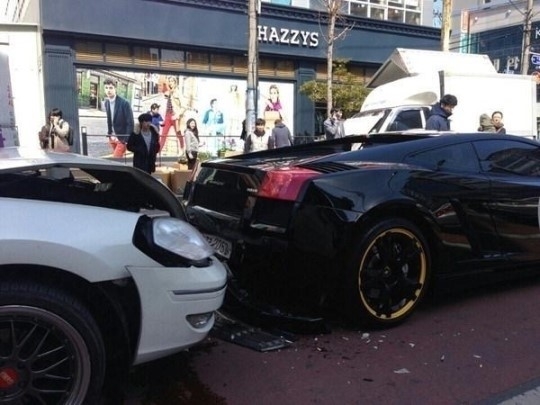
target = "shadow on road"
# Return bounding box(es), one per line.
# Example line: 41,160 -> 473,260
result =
101,339 -> 226,405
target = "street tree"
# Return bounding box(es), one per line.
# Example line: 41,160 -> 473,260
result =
300,59 -> 369,119
318,0 -> 354,116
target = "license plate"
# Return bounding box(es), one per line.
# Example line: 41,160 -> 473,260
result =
203,234 -> 232,259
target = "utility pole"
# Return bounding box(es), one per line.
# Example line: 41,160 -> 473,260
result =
246,0 -> 259,137
521,0 -> 534,75
441,0 -> 452,51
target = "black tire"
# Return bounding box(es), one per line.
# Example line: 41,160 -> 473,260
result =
0,281 -> 106,404
344,218 -> 430,328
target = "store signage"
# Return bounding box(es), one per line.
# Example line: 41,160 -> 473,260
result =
258,25 -> 319,48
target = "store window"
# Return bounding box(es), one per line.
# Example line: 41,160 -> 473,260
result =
211,54 -> 233,73
405,0 -> 419,9
388,8 -> 404,22
74,41 -> 292,79
133,47 -> 159,67
186,52 -> 209,71
233,55 -> 248,74
105,43 -> 130,64
161,49 -> 185,69
350,2 -> 368,17
75,41 -> 103,62
405,11 -> 420,24
370,6 -> 386,20
276,60 -> 295,78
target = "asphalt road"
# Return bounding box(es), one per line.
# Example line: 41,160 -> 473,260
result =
104,275 -> 540,404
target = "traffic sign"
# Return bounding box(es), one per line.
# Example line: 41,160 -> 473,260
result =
531,53 -> 540,66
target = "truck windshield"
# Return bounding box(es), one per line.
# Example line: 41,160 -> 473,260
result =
343,109 -> 391,135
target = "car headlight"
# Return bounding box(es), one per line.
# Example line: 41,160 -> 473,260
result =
133,216 -> 215,267
153,217 -> 213,260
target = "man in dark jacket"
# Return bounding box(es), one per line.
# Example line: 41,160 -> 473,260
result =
127,113 -> 160,174
271,119 -> 293,148
104,78 -> 134,157
425,94 -> 458,131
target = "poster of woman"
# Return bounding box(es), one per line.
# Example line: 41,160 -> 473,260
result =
259,82 -> 293,133
76,69 -> 294,158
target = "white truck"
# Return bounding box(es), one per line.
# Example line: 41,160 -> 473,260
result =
344,48 -> 538,139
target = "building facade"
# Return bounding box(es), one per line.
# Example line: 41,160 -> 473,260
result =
4,0 -> 440,155
261,0 -> 435,26
450,0 -> 540,120
452,0 -> 540,75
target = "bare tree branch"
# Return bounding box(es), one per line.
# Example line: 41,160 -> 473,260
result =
317,0 -> 355,115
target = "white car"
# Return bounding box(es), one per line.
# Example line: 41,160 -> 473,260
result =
0,147 -> 227,403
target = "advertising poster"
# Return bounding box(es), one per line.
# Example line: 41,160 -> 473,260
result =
77,69 -> 294,157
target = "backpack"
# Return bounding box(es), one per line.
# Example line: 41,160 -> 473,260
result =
58,119 -> 74,146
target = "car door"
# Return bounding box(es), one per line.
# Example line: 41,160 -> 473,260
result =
404,141 -> 500,265
473,139 -> 540,263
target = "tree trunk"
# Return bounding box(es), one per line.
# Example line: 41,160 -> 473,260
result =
441,0 -> 452,51
521,0 -> 533,74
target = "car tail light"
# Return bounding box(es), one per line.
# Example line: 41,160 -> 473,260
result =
257,167 -> 319,201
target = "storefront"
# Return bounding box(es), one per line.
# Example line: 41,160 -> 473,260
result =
37,0 -> 440,155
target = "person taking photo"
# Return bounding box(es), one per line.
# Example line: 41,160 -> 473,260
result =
38,108 -> 71,152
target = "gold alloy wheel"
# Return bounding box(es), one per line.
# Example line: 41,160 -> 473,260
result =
358,227 -> 428,321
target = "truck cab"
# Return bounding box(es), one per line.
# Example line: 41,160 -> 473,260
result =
347,105 -> 431,134
344,48 -> 538,139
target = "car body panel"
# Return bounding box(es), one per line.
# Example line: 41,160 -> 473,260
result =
127,264 -> 227,364
185,133 -> 540,318
1,198 -> 153,281
0,147 -> 227,369
0,147 -> 123,169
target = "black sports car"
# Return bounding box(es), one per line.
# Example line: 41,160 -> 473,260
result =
184,132 -> 540,327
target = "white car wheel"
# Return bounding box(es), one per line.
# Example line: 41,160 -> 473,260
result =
0,282 -> 105,404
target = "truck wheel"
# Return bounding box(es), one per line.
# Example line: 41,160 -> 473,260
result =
345,218 -> 430,328
0,281 -> 105,404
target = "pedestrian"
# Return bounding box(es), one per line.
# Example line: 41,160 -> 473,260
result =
323,108 -> 344,140
425,94 -> 458,131
184,118 -> 200,170
477,113 -> 496,132
244,118 -> 273,153
149,103 -> 164,132
271,118 -> 293,148
127,113 -> 160,174
104,78 -> 134,157
492,111 -> 506,134
240,119 -> 247,141
38,108 -> 71,152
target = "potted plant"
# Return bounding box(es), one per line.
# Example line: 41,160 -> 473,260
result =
217,138 -> 238,158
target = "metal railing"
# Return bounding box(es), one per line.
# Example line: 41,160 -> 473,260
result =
79,129 -> 320,164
